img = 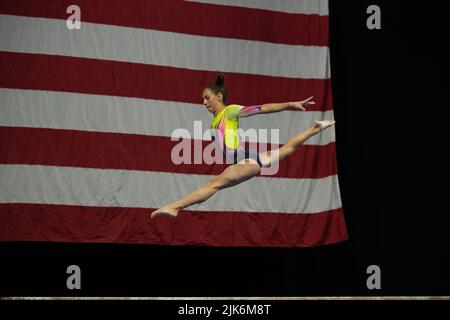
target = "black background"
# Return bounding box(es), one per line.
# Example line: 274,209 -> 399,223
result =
1,0 -> 449,298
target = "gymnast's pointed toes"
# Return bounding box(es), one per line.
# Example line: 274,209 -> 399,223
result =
314,120 -> 335,130
150,207 -> 179,219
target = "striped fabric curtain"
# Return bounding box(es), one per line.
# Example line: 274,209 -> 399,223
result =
0,0 -> 347,247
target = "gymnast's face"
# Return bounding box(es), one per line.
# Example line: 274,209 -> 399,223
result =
202,88 -> 224,115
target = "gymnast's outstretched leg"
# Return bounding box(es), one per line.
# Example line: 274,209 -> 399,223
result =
150,159 -> 261,218
259,120 -> 335,167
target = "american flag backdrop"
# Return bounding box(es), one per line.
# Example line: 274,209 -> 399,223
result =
0,0 -> 347,247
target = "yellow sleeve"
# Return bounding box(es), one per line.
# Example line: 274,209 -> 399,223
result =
225,104 -> 244,121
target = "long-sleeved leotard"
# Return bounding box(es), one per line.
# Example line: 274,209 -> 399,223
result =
210,104 -> 263,166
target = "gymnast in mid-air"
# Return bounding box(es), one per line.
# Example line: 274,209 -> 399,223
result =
151,75 -> 335,218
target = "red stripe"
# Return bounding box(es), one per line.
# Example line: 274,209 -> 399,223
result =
0,0 -> 328,46
0,51 -> 334,111
0,203 -> 347,247
0,126 -> 337,179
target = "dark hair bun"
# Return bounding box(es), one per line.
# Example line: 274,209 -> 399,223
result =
215,75 -> 225,87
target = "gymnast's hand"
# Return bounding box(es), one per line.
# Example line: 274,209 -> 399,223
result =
290,96 -> 315,111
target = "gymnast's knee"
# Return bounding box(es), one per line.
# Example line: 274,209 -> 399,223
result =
203,177 -> 231,191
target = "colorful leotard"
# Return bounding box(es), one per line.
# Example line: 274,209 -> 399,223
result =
210,104 -> 262,166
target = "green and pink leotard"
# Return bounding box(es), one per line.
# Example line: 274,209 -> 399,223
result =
210,104 -> 263,166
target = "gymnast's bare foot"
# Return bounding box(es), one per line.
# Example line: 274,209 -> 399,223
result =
314,120 -> 336,130
150,206 -> 179,218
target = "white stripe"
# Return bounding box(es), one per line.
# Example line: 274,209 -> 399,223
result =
187,0 -> 329,16
0,14 -> 329,79
0,88 -> 336,145
0,164 -> 342,214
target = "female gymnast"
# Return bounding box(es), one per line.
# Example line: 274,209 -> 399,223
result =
151,75 -> 335,218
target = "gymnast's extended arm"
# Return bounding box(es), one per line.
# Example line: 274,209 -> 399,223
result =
260,96 -> 315,114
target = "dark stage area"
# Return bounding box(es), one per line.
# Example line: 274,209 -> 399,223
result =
1,0 -> 449,297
